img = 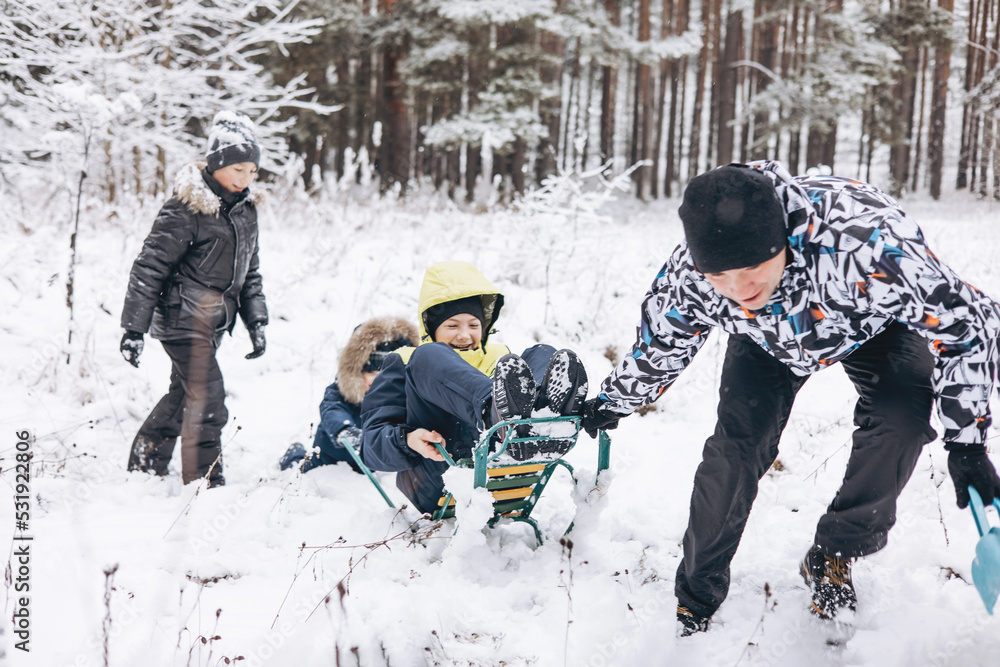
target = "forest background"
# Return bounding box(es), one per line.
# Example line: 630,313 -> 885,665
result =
3,0 -> 1000,208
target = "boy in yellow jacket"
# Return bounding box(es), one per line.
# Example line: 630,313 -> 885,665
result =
361,261 -> 588,513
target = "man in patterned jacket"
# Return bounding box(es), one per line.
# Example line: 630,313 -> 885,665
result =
581,161 -> 1000,637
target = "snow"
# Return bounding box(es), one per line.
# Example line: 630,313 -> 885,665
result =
207,111 -> 259,154
3,182 -> 1000,666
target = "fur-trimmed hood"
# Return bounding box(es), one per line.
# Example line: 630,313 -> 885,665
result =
338,316 -> 419,405
173,162 -> 265,215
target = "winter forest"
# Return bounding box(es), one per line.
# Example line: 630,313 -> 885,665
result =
6,0 -> 1000,666
4,0 -> 1000,204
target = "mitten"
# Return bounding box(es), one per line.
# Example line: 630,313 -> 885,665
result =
120,330 -> 144,368
581,397 -> 621,439
245,324 -> 266,359
338,426 -> 362,451
947,446 -> 1000,509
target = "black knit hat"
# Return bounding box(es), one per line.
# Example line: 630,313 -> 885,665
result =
362,337 -> 412,373
425,296 -> 485,340
678,164 -> 787,274
205,111 -> 261,173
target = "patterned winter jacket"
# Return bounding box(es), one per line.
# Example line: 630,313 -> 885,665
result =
121,163 -> 267,345
599,160 -> 1000,446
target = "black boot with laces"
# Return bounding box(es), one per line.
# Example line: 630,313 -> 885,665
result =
676,605 -> 710,637
799,545 -> 857,621
489,354 -> 538,459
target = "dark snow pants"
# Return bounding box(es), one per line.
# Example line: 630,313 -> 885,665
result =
675,322 -> 936,619
127,338 -> 228,486
395,343 -> 556,514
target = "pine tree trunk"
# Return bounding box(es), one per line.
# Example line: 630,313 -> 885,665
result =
634,0 -> 653,200
334,57 -> 352,182
465,26 -> 488,202
563,38 -> 582,172
989,1 -> 1000,198
888,42 -> 919,197
356,52 -> 374,182
716,6 -> 742,165
805,2 -> 838,171
581,57 -> 597,170
785,4 -> 805,174
957,0 -> 981,189
600,0 -> 621,174
687,0 -> 713,177
980,116 -> 994,197
750,0 -> 778,160
993,116 -> 1000,200
654,0 -> 674,199
705,0 -> 724,168
664,0 -> 689,196
910,47 -> 928,193
377,0 -> 409,194
928,0 -> 952,199
538,14 -> 564,183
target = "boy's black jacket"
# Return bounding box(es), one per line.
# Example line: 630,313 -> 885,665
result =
121,162 -> 267,344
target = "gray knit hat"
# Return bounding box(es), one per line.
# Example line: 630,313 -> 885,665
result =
205,111 -> 260,173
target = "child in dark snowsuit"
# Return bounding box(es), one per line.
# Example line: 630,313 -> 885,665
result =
279,316 -> 419,472
360,261 -> 590,514
120,111 -> 267,488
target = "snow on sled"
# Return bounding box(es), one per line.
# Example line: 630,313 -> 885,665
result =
968,485 -> 1000,614
340,416 -> 611,545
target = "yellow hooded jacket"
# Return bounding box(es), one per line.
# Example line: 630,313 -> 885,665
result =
395,261 -> 510,376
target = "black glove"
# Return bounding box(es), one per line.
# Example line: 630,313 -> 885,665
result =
337,426 -> 362,450
245,324 -> 266,359
581,397 -> 621,439
120,330 -> 144,367
947,446 -> 1000,509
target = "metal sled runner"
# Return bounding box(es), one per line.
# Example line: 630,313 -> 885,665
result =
340,416 -> 611,544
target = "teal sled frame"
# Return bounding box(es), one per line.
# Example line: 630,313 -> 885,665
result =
339,416 -> 612,544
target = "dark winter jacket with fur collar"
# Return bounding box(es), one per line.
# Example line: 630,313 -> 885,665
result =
317,317 -> 419,442
121,163 -> 268,344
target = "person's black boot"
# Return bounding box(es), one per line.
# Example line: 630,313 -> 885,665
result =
127,434 -> 175,476
279,442 -> 307,471
677,606 -> 711,637
531,349 -> 589,456
536,349 -> 589,417
491,354 -> 538,460
800,545 -> 858,622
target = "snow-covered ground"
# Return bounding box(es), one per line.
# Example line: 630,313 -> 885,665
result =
3,179 -> 1000,666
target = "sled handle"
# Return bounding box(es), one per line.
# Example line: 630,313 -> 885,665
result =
968,486 -> 1000,537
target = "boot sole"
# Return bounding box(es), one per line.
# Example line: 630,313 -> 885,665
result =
537,350 -> 588,415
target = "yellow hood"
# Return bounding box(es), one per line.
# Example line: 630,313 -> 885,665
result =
392,261 -> 508,376
417,261 -> 504,347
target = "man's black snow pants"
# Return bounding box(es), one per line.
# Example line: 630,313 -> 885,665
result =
675,321 -> 937,619
127,338 -> 228,486
394,343 -> 556,514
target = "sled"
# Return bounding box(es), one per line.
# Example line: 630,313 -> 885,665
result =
338,432 -> 397,509
340,417 -> 612,544
968,486 -> 1000,615
431,416 -> 611,544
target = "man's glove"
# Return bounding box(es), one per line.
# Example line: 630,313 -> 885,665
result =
245,324 -> 266,359
337,426 -> 362,451
947,446 -> 1000,509
581,397 -> 621,439
120,330 -> 144,367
